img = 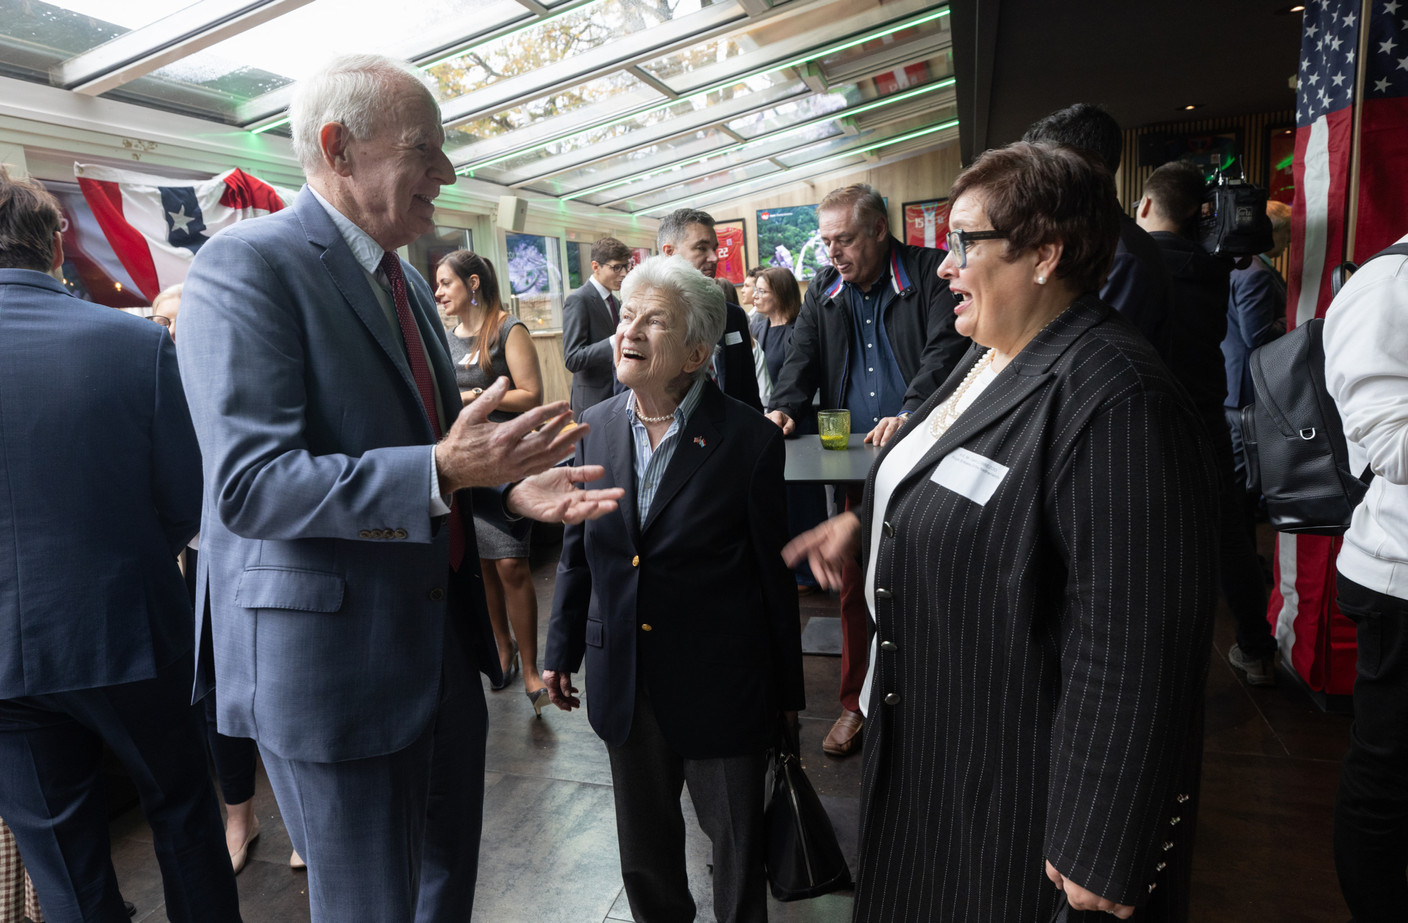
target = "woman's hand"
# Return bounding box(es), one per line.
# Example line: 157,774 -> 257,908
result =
782,511 -> 861,591
1044,861 -> 1134,919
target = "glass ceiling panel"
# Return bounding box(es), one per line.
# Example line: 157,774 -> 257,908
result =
0,0 -> 195,80
572,119 -> 847,205
815,17 -> 948,73
424,0 -> 712,101
519,127 -> 736,197
635,152 -> 871,217
103,0 -> 527,121
611,160 -> 780,213
469,74 -> 803,184
446,72 -> 655,151
725,86 -> 859,139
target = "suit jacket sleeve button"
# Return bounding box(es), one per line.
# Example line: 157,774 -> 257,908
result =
394,528 -> 408,539
359,530 -> 371,538
632,555 -> 639,567
641,623 -> 652,631
429,587 -> 445,601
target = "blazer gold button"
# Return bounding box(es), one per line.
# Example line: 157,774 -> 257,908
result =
632,555 -> 639,567
883,692 -> 900,705
875,588 -> 892,599
883,521 -> 894,537
880,640 -> 898,652
394,529 -> 407,539
359,530 -> 371,538
429,587 -> 444,601
641,623 -> 652,631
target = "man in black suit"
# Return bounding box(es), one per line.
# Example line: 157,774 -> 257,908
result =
657,208 -> 763,413
1135,160 -> 1279,685
563,236 -> 631,417
1023,102 -> 1175,362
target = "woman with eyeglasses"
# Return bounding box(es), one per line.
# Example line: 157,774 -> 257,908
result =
786,142 -> 1218,922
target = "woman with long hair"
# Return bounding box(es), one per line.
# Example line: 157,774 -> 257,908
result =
434,250 -> 549,716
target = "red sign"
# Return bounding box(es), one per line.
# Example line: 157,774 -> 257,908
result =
904,200 -> 950,249
715,224 -> 746,284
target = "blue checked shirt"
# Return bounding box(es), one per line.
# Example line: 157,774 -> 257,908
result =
629,377 -> 706,527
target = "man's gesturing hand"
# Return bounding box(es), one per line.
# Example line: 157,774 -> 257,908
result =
434,377 -> 584,494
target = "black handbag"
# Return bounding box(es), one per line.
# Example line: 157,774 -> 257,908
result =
764,717 -> 852,901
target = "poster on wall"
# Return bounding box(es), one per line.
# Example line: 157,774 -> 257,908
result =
505,232 -> 564,330
903,199 -> 950,249
757,205 -> 831,281
714,219 -> 748,284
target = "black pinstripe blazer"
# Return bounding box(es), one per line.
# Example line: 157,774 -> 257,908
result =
853,295 -> 1218,922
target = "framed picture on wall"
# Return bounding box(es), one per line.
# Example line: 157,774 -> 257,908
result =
902,199 -> 950,249
757,205 -> 831,280
714,219 -> 748,285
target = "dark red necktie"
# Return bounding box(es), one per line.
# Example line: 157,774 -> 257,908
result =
380,251 -> 465,570
606,292 -> 618,324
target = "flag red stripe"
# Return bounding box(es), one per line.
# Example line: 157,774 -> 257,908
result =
76,177 -> 160,301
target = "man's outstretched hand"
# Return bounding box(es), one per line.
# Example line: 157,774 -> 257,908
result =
507,465 -> 622,524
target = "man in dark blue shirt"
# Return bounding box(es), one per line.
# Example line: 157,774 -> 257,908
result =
766,184 -> 965,756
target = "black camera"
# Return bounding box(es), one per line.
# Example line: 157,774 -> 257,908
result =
1198,162 -> 1274,258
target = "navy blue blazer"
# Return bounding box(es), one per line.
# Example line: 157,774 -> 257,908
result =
0,269 -> 202,697
545,383 -> 804,759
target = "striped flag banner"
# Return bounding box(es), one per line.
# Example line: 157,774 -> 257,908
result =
75,163 -> 289,302
1275,0 -> 1408,695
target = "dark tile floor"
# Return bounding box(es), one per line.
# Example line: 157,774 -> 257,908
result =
105,533 -> 1353,923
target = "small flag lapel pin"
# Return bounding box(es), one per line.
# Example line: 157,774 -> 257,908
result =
693,436 -> 706,448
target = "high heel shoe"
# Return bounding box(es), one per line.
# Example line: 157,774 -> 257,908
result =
490,640 -> 520,691
527,687 -> 550,718
228,815 -> 261,875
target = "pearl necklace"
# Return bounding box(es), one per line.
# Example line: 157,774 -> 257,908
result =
635,407 -> 676,424
929,349 -> 996,439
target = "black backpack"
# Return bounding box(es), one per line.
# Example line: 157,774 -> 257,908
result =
1239,242 -> 1408,534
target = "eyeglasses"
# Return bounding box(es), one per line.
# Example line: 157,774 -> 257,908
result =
150,314 -> 173,327
945,229 -> 1006,269
605,262 -> 629,272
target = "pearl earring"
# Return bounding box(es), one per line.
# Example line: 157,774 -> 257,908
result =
470,289 -> 479,306
1036,275 -> 1047,285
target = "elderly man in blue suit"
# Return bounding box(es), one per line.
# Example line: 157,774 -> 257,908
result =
178,55 -> 621,923
0,168 -> 241,922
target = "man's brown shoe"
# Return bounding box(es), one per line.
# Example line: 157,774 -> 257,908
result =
822,709 -> 864,757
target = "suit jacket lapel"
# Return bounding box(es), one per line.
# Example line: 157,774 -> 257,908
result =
641,384 -> 723,535
295,193 -> 428,433
889,295 -> 1110,495
601,401 -> 642,547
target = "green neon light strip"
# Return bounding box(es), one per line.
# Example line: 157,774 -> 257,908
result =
252,115 -> 290,135
455,5 -> 950,174
559,79 -> 954,202
639,118 -> 959,216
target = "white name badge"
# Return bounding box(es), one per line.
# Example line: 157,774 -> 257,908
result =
930,447 -> 1009,506
724,330 -> 744,346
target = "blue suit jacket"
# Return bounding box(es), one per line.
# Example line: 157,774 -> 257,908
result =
0,270 -> 201,698
544,383 -> 804,759
179,189 -> 495,763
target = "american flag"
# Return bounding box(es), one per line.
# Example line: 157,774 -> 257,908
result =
1272,0 -> 1408,695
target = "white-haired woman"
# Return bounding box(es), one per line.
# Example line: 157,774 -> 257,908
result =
543,255 -> 805,922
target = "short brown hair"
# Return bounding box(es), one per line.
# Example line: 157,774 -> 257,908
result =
819,183 -> 888,234
591,236 -> 631,265
0,167 -> 63,272
758,266 -> 801,324
950,141 -> 1121,294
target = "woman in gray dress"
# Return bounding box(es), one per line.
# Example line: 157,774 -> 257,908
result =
434,250 -> 549,715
